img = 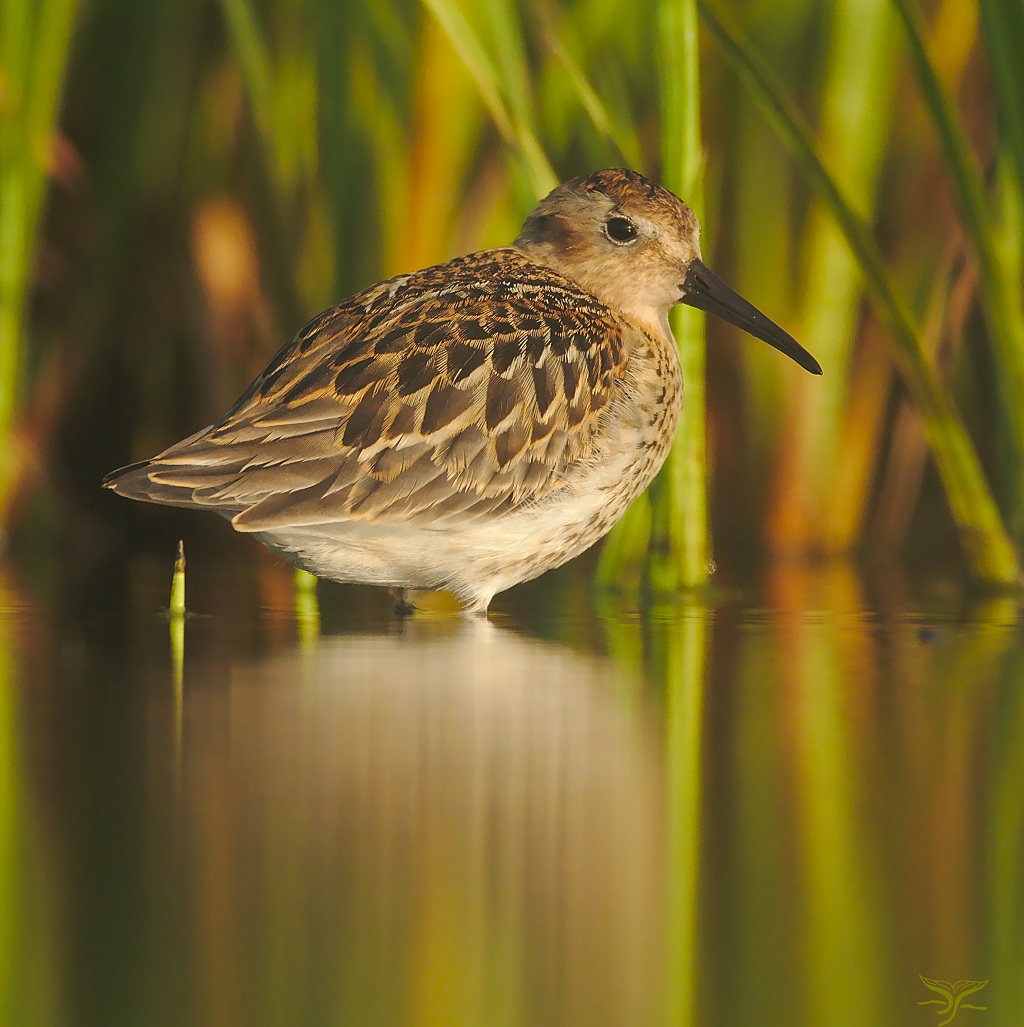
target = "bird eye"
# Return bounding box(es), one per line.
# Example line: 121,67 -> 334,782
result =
604,215 -> 638,244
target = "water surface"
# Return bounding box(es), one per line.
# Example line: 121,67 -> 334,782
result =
2,556 -> 1021,1026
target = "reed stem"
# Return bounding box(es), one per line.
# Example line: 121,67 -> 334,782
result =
0,0 -> 79,507
169,539 -> 186,615
701,1 -> 1020,585
890,0 -> 1024,531
648,0 -> 709,592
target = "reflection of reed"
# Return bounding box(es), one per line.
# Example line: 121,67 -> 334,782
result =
723,565 -> 1021,1027
773,563 -> 886,1027
180,621 -> 665,1026
12,559 -> 1024,1025
0,573 -> 58,1025
988,634 -> 1024,1024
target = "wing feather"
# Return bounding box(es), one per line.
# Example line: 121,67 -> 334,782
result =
104,249 -> 631,530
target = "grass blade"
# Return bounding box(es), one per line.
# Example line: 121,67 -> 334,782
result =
596,0 -> 709,593
647,0 -> 709,591
700,0 -> 1019,585
0,0 -> 79,505
889,0 -> 1024,526
420,0 -> 557,197
770,0 -> 896,554
217,0 -> 280,182
977,0 -> 1024,201
535,15 -> 643,170
421,0 -> 515,143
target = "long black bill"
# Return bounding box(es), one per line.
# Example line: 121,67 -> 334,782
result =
681,259 -> 822,375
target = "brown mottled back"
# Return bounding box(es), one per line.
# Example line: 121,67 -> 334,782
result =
111,249 -> 630,531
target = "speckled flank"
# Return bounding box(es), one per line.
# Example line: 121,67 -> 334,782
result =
102,169 -> 708,611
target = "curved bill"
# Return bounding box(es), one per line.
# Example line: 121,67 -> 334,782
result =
681,259 -> 822,375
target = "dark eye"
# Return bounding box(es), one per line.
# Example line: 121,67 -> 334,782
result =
604,215 -> 637,244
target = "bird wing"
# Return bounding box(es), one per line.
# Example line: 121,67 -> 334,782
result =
106,250 -> 631,532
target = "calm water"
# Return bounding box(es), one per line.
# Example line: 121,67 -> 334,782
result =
2,552 -> 1022,1026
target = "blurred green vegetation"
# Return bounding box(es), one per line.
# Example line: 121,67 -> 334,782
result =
4,0 -> 1024,590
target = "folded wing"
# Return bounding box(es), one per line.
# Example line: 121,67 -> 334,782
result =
104,250 -> 629,532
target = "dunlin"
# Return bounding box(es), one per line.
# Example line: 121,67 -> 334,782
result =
105,169 -> 821,612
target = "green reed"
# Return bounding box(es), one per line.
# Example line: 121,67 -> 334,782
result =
767,0 -> 896,555
419,0 -> 556,197
0,0 -> 79,507
647,0 -> 709,592
701,1 -> 1020,586
169,541 -> 185,763
891,0 -> 1024,535
593,0 -> 710,592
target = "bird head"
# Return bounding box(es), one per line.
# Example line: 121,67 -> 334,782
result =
515,168 -> 821,375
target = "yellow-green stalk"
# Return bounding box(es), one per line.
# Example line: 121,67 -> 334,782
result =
169,539 -> 186,615
702,2 -> 1020,586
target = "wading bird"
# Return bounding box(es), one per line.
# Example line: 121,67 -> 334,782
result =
106,169 -> 821,612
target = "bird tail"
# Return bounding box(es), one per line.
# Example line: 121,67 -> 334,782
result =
102,424 -> 234,511
103,459 -> 206,510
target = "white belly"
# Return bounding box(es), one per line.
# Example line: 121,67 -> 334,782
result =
255,355 -> 683,612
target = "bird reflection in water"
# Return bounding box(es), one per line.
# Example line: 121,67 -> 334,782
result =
176,620 -> 666,1025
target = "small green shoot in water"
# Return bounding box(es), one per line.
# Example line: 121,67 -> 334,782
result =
170,540 -> 186,615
